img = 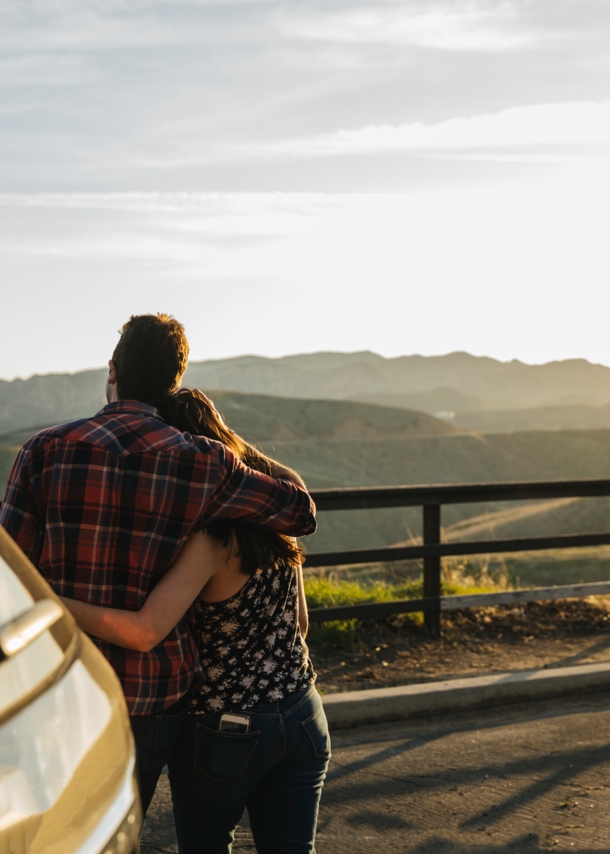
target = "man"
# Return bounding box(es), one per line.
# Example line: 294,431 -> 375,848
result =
0,313 -> 316,812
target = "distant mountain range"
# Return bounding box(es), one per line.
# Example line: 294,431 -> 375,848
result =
186,351 -> 610,410
4,350 -> 610,437
0,354 -> 610,577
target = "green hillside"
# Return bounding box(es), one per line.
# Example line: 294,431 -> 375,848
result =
351,391 -> 610,433
260,429 -> 610,553
0,445 -> 18,492
453,404 -> 610,432
263,430 -> 610,494
0,368 -> 107,435
3,390 -> 610,577
0,393 -> 454,449
349,387 -> 490,413
209,391 -> 455,442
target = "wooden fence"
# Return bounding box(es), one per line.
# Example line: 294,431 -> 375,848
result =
304,480 -> 610,634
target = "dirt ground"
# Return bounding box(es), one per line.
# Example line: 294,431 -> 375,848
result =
309,598 -> 610,694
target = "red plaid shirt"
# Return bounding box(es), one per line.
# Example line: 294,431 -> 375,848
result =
0,401 -> 316,715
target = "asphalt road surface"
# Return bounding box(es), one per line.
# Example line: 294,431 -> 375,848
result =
140,693 -> 610,853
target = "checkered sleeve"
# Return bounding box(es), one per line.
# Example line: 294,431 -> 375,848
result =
203,444 -> 317,536
0,446 -> 42,564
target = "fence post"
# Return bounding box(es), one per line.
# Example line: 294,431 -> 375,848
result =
423,504 -> 441,636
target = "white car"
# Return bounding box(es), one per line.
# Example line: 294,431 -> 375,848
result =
0,525 -> 142,853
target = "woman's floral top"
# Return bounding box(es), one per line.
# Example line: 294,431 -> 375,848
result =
188,563 -> 315,713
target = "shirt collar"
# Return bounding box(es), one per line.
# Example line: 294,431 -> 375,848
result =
98,400 -> 162,419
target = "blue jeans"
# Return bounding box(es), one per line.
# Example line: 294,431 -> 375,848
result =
130,700 -> 188,814
168,685 -> 331,854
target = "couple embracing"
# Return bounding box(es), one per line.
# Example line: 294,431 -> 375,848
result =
0,314 -> 329,853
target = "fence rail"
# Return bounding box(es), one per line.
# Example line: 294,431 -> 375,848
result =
304,479 -> 610,634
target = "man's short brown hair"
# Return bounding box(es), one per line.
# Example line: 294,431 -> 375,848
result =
112,313 -> 189,406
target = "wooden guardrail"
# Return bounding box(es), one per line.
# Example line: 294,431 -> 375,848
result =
305,480 -> 610,634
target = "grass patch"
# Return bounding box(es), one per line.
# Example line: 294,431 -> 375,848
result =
304,560 -> 510,649
304,576 -> 423,608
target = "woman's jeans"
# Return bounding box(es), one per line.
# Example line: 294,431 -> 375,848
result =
168,685 -> 331,854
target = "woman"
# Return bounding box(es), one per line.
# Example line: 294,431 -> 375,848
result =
61,389 -> 330,854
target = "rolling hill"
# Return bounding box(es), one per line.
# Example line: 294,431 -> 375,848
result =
3,388 -> 610,557
0,368 -> 107,435
0,393 -> 455,449
349,387 -> 490,413
206,392 -> 455,442
5,351 -> 610,438
452,405 -> 610,432
259,429 -> 610,553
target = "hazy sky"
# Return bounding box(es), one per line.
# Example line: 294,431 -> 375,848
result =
1,0 -> 610,379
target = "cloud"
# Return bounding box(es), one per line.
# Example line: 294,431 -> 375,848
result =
276,2 -> 539,52
3,0 -> 610,192
272,101 -> 610,156
116,101 -> 610,167
0,0 -> 263,51
0,54 -> 90,87
3,181 -> 610,379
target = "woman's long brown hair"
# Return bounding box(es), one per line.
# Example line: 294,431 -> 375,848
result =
158,388 -> 302,575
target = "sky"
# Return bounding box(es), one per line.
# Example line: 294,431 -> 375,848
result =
1,0 -> 610,379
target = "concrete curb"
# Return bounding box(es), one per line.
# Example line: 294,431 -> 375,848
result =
321,661 -> 610,728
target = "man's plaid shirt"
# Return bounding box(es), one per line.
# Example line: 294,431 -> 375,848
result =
0,401 -> 316,715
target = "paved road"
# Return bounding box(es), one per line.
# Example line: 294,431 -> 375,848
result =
141,693 -> 610,852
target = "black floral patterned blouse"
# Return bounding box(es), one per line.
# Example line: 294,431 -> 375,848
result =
188,563 -> 315,714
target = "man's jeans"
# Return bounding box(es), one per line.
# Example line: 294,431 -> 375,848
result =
168,685 -> 331,854
130,698 -> 189,814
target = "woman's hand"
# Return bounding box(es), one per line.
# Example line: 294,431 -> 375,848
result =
196,391 -> 219,413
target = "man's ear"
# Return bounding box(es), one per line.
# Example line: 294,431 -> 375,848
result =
106,360 -> 119,403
